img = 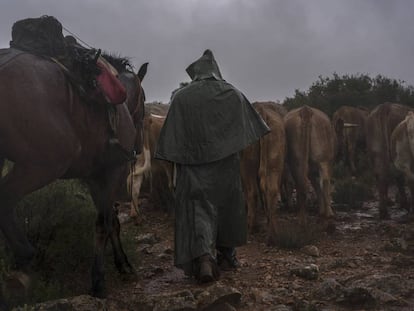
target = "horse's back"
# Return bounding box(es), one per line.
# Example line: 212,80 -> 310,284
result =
0,53 -> 82,165
0,52 -> 68,108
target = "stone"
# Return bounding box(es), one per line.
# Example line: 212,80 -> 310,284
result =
341,287 -> 376,307
136,233 -> 159,245
290,264 -> 319,280
350,274 -> 405,296
15,295 -> 106,311
195,282 -> 242,309
141,289 -> 197,311
250,288 -> 276,304
313,278 -> 344,300
136,283 -> 241,311
302,245 -> 320,257
270,304 -> 292,311
202,302 -> 237,311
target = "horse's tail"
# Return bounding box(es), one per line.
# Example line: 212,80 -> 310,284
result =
378,104 -> 392,162
300,105 -> 312,171
133,146 -> 151,176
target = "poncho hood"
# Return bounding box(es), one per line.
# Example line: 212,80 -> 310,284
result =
155,50 -> 269,165
185,49 -> 223,81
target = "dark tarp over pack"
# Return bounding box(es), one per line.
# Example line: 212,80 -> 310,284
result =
7,15 -> 99,95
7,15 -> 126,106
155,50 -> 269,277
9,15 -> 66,57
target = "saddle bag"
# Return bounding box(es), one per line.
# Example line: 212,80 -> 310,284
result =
96,57 -> 127,105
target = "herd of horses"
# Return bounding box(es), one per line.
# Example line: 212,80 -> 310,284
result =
124,100 -> 414,251
238,102 -> 414,245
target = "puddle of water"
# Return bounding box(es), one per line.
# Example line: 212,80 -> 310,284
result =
335,199 -> 410,232
354,212 -> 375,218
340,223 -> 362,231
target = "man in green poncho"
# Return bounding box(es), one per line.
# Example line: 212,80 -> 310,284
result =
155,49 -> 269,282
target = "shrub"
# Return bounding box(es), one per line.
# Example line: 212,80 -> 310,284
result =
0,179 -> 96,306
16,180 -> 95,273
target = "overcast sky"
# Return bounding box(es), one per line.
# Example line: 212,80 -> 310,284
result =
1,0 -> 413,103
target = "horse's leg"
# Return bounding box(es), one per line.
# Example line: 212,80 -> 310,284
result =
289,160 -> 308,225
318,162 -> 334,218
308,165 -> 323,215
109,211 -> 135,275
395,172 -> 409,211
88,167 -> 134,297
129,174 -> 143,219
88,181 -> 111,298
109,167 -> 135,274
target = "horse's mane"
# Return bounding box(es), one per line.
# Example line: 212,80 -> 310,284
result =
101,52 -> 134,73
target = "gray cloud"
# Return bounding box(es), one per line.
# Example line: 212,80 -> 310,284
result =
1,0 -> 413,103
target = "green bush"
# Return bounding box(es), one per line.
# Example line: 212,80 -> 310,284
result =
16,180 -> 95,273
283,73 -> 414,115
332,153 -> 375,208
0,179 -> 97,306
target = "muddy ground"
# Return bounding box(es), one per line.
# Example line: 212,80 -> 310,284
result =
102,195 -> 414,311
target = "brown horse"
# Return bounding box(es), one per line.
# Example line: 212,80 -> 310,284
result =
0,49 -> 147,299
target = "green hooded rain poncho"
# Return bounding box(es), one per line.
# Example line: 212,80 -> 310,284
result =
155,50 -> 269,276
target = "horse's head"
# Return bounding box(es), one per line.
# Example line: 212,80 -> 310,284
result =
101,54 -> 148,154
124,62 -> 148,154
128,62 -> 148,128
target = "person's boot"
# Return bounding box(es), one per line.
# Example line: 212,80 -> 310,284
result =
197,254 -> 220,283
217,247 -> 240,271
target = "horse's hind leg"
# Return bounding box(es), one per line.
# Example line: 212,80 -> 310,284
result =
0,164 -> 64,269
310,162 -> 334,218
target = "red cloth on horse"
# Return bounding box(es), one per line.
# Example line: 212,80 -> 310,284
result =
96,58 -> 126,105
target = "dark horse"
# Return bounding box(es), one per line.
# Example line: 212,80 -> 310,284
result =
0,49 -> 148,300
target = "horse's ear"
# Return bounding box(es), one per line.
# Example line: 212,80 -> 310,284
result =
137,62 -> 148,82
